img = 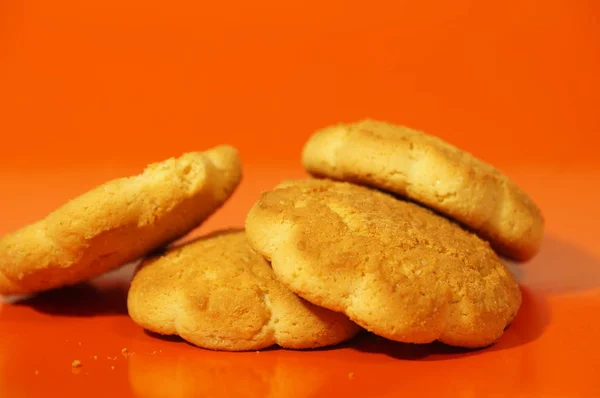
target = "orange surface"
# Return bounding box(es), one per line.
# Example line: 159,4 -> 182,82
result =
1,0 -> 600,397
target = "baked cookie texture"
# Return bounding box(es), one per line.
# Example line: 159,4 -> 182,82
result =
302,119 -> 544,261
246,179 -> 522,348
0,146 -> 242,295
127,230 -> 359,351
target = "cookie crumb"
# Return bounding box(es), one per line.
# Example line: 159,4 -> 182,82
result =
348,372 -> 355,380
72,360 -> 82,368
110,365 -> 115,370
121,348 -> 128,355
92,356 -> 98,360
151,351 -> 156,355
77,342 -> 82,346
34,370 -> 39,375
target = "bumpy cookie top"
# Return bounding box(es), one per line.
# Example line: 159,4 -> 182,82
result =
302,119 -> 544,261
0,146 -> 242,295
127,230 -> 359,351
246,179 -> 522,348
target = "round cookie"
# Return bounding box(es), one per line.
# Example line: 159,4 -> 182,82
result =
0,146 -> 242,296
246,179 -> 522,348
127,230 -> 360,351
302,119 -> 544,261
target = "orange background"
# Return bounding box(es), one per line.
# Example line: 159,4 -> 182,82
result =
1,1 -> 599,397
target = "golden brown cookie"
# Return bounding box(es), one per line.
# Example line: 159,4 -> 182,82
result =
0,146 -> 242,295
246,179 -> 522,348
127,230 -> 359,351
302,119 -> 544,261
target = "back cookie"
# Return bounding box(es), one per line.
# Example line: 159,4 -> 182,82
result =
302,119 -> 544,261
0,146 -> 242,295
127,230 -> 360,351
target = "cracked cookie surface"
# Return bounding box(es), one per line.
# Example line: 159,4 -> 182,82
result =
127,230 -> 359,351
302,119 -> 544,261
0,146 -> 242,295
245,179 -> 522,348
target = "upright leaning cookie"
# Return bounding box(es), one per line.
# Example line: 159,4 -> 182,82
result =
128,230 -> 360,351
0,146 -> 242,295
246,179 -> 522,348
302,119 -> 544,261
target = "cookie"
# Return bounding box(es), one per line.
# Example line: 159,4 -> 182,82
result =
245,179 -> 522,348
0,146 -> 242,295
127,230 -> 359,351
302,119 -> 544,261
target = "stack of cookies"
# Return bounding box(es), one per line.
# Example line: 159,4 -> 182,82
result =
0,120 -> 543,351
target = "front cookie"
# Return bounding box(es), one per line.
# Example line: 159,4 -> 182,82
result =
0,146 -> 242,295
246,179 -> 522,348
127,230 -> 360,351
302,119 -> 544,261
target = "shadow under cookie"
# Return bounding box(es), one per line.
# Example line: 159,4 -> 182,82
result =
8,281 -> 130,317
510,234 -> 600,294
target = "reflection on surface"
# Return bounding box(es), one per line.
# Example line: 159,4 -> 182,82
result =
126,331 -> 529,398
128,349 -> 328,398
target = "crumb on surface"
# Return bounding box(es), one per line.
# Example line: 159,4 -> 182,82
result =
77,342 -> 82,346
92,356 -> 98,360
72,360 -> 82,368
348,372 -> 355,380
121,348 -> 128,354
34,370 -> 39,375
110,365 -> 115,370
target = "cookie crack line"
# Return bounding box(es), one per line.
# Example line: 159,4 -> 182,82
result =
252,290 -> 277,343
